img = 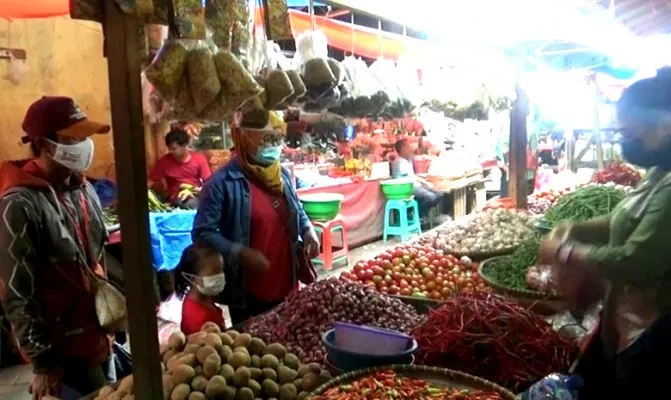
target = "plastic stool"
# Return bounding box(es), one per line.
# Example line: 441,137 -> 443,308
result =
383,199 -> 422,242
312,216 -> 349,271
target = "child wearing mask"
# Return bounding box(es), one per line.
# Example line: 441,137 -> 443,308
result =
174,243 -> 226,335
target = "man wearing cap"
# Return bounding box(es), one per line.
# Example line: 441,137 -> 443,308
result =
193,109 -> 320,324
0,96 -> 116,398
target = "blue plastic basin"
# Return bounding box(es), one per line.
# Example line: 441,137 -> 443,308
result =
322,328 -> 417,372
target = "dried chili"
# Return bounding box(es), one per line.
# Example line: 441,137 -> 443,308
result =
411,292 -> 579,392
311,370 -> 505,400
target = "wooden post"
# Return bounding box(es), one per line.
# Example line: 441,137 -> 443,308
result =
509,80 -> 529,209
103,1 -> 163,398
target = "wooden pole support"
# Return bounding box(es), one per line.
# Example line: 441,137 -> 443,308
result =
103,1 -> 163,398
509,80 -> 529,210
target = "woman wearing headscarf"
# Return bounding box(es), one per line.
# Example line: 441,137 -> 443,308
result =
538,68 -> 671,398
192,110 -> 320,325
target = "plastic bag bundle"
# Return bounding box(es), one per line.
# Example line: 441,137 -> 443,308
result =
145,40 -> 189,102
229,0 -> 252,65
172,0 -> 206,39
302,58 -> 336,88
395,56 -> 423,106
205,0 -> 232,50
186,45 -> 221,112
284,70 -> 307,105
171,76 -> 198,120
294,30 -> 328,67
213,50 -> 263,111
263,69 -> 294,109
368,58 -> 402,102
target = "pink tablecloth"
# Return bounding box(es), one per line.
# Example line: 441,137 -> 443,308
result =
298,179 -> 385,247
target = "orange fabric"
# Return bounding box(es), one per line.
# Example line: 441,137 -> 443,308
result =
0,0 -> 68,18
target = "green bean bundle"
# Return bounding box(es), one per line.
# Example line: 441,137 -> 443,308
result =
481,234 -> 541,290
544,185 -> 625,226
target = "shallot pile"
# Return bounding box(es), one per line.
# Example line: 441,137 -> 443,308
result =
412,292 -> 578,391
245,278 -> 424,364
420,209 -> 534,255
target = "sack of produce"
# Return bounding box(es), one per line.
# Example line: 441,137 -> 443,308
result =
263,69 -> 294,110
302,58 -> 336,88
327,58 -> 343,84
281,70 -> 307,107
172,0 -> 206,39
213,50 -> 263,111
145,40 -> 189,102
197,95 -> 230,122
170,77 -> 199,120
187,45 -> 221,113
205,0 -> 232,50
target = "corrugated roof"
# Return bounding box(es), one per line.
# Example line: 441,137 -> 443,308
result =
595,0 -> 671,35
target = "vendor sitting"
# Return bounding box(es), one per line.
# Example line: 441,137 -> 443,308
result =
391,139 -> 443,217
149,128 -> 212,209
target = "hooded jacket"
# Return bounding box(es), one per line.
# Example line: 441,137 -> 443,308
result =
0,160 -> 111,372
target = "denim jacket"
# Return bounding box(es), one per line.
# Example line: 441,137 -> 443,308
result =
192,158 -> 312,308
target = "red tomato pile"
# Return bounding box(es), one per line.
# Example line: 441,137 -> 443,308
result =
340,245 -> 489,300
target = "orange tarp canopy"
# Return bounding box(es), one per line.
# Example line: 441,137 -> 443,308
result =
0,1 -> 425,59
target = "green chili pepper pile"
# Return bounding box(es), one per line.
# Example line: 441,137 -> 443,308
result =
481,234 -> 541,291
543,185 -> 625,226
312,370 -> 505,400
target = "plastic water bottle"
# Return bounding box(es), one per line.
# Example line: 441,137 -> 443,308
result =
521,373 -> 583,400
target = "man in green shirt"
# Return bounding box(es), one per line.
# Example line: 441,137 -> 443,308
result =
539,69 -> 671,398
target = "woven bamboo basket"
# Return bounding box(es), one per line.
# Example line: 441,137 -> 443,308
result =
478,256 -> 568,315
310,364 -> 518,399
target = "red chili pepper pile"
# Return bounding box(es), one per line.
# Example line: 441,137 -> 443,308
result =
411,292 -> 578,392
311,370 -> 505,400
592,161 -> 641,187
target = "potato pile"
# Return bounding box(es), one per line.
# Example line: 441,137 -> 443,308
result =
95,322 -> 332,400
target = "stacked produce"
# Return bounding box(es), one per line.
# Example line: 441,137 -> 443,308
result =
311,370 -> 507,400
482,197 -> 515,211
245,278 -> 424,364
149,189 -> 174,212
95,322 -> 331,400
543,184 -> 626,226
592,161 -> 642,187
419,209 -> 535,255
412,292 -> 578,391
479,234 -> 548,293
340,245 -> 488,300
526,189 -> 568,215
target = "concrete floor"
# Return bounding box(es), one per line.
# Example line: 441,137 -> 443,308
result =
0,238 -> 402,399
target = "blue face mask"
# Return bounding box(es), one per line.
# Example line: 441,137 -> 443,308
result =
252,145 -> 282,166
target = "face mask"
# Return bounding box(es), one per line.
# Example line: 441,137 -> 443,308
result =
621,136 -> 671,169
47,138 -> 94,172
183,272 -> 226,296
252,145 -> 282,166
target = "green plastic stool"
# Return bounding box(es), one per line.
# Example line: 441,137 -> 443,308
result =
383,198 -> 422,242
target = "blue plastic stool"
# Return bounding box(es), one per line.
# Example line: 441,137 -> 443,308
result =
383,199 -> 422,242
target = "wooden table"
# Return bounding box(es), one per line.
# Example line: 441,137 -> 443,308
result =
430,174 -> 489,218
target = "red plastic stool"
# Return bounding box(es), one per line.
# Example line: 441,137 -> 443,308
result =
312,216 -> 349,271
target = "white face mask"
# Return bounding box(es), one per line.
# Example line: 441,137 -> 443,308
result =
183,272 -> 226,296
47,138 -> 95,173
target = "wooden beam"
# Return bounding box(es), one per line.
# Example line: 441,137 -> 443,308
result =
509,81 -> 528,209
103,1 -> 163,398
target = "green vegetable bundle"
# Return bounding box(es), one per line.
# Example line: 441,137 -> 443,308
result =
544,185 -> 625,226
481,234 -> 541,291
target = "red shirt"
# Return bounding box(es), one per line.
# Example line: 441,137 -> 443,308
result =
150,152 -> 212,201
246,180 -> 295,301
180,296 -> 225,335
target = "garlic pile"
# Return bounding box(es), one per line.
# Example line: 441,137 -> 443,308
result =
421,209 -> 535,254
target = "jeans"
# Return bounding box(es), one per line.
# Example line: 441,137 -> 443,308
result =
59,355 -> 116,399
575,313 -> 671,399
414,186 -> 444,217
173,196 -> 199,210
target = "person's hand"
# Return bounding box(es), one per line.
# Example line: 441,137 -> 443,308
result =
538,237 -> 562,265
239,248 -> 270,276
177,190 -> 194,202
30,368 -> 63,400
547,224 -> 572,242
303,228 -> 320,259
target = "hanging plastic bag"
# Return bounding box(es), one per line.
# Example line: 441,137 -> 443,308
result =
3,54 -> 28,86
230,0 -> 252,65
205,0 -> 232,50
283,70 -> 307,106
369,58 -> 402,102
198,95 -> 230,122
170,76 -> 199,120
263,69 -> 294,110
186,44 -> 221,113
171,0 -> 206,39
294,30 -> 328,67
213,50 -> 263,111
144,40 -> 189,102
